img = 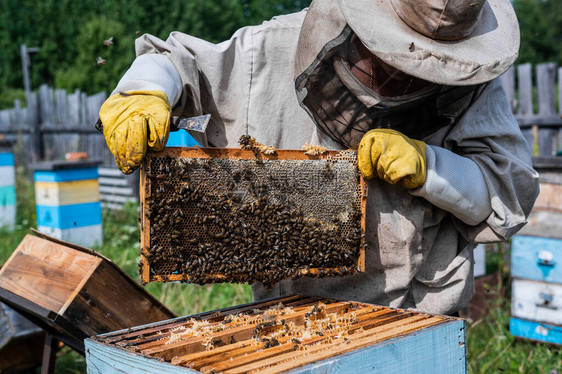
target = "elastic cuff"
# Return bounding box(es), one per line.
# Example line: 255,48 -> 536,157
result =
112,54 -> 182,106
410,145 -> 492,225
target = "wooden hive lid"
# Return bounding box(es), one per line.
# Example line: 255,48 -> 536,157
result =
0,234 -> 101,315
0,231 -> 176,354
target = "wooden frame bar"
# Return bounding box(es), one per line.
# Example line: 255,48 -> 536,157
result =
86,296 -> 467,374
140,147 -> 367,284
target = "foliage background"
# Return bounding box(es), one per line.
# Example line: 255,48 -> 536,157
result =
0,0 -> 312,102
0,0 -> 561,107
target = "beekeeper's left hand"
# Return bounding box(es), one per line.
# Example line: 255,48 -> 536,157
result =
358,128 -> 426,189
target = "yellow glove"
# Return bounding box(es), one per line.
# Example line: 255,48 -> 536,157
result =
358,129 -> 426,189
99,90 -> 171,174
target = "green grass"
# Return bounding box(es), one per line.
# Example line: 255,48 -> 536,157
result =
0,173 -> 560,373
467,280 -> 562,373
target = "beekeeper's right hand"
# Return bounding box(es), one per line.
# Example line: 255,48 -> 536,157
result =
99,90 -> 171,174
99,54 -> 183,174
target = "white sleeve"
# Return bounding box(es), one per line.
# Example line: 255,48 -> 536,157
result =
112,54 -> 182,106
410,145 -> 492,226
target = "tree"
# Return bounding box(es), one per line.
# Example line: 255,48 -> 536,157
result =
513,0 -> 559,65
539,0 -> 562,64
0,0 -> 311,103
54,17 -> 135,94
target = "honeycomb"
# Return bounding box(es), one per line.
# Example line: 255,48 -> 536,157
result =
140,148 -> 365,286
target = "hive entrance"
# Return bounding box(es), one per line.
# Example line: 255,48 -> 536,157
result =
140,147 -> 366,285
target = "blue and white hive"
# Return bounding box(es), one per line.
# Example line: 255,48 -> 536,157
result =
33,160 -> 102,247
85,296 -> 467,374
510,157 -> 562,345
0,141 -> 16,230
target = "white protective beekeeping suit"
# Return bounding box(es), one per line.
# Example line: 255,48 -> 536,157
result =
112,0 -> 539,314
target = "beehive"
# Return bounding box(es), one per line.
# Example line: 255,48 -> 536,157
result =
510,157 -> 562,345
0,139 -> 16,230
0,233 -> 175,353
33,159 -> 103,247
85,296 -> 467,374
140,147 -> 367,285
0,302 -> 44,372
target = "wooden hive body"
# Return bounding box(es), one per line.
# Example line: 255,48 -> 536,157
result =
86,296 -> 467,374
0,233 -> 175,353
0,144 -> 16,230
0,302 -> 44,372
33,159 -> 103,247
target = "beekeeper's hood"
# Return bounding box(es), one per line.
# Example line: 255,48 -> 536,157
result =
293,0 -> 519,148
295,0 -> 519,87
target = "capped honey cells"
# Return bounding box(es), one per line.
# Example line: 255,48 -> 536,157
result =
140,147 -> 366,286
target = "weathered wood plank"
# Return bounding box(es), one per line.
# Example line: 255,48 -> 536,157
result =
519,210 -> 562,239
55,89 -> 67,125
39,85 -> 55,127
533,182 -> 562,212
536,63 -> 557,117
68,90 -> 81,125
25,92 -> 39,161
40,333 -> 58,374
80,92 -> 88,130
63,261 -> 174,337
517,63 -> 534,117
87,92 -> 106,128
499,66 -> 516,113
538,130 -> 558,156
0,235 -> 101,314
0,302 -> 44,373
536,63 -> 559,156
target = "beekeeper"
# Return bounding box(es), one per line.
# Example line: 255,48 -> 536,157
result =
99,0 -> 539,314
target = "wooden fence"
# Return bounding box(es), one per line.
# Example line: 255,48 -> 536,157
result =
0,85 -> 111,166
500,62 -> 562,157
0,62 -> 561,168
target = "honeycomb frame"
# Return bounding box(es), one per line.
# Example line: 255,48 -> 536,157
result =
140,147 -> 367,285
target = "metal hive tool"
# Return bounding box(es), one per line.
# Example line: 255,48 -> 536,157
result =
140,147 -> 367,285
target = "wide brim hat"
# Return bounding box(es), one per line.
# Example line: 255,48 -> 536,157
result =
295,0 -> 519,87
337,0 -> 519,86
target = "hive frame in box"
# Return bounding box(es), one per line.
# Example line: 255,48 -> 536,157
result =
140,147 -> 367,284
85,295 -> 467,374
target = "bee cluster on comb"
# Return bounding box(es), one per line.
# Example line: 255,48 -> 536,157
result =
140,147 -> 366,286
